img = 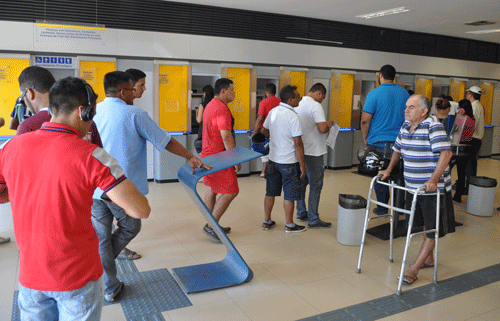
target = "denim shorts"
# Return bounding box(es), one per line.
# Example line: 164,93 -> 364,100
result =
265,160 -> 301,201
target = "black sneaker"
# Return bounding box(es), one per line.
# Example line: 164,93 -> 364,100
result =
308,219 -> 332,229
284,224 -> 306,233
296,215 -> 308,222
203,224 -> 221,241
261,221 -> 276,230
373,208 -> 387,215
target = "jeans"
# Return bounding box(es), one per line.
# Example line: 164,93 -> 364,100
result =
91,199 -> 141,299
296,155 -> 325,223
368,144 -> 404,214
464,138 -> 482,189
18,278 -> 103,321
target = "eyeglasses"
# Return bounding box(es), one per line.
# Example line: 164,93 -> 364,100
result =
122,87 -> 136,93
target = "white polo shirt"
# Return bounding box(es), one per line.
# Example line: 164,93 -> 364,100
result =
263,102 -> 303,164
295,96 -> 327,156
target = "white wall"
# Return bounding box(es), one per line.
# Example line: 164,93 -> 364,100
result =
1,21 -> 499,81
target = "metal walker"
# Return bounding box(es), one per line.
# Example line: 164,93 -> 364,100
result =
356,175 -> 441,295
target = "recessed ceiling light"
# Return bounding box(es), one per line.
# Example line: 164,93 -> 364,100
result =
466,29 -> 500,34
356,7 -> 411,19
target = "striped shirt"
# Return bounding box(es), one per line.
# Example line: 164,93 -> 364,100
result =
393,116 -> 452,192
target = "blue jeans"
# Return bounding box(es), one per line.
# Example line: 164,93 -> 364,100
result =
18,278 -> 103,321
296,155 -> 325,223
91,199 -> 141,299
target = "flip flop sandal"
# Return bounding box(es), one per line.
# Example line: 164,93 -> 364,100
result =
117,248 -> 142,260
259,174 -> 266,180
409,262 -> 434,269
0,237 -> 10,245
398,275 -> 418,285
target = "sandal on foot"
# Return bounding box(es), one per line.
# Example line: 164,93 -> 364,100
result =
259,174 -> 266,180
0,237 -> 10,245
117,248 -> 142,260
262,221 -> 276,230
398,275 -> 418,285
409,262 -> 434,269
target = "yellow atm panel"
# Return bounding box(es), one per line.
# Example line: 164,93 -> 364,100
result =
156,64 -> 189,132
0,56 -> 30,136
450,79 -> 465,103
226,68 -> 251,130
415,77 -> 433,100
330,73 -> 354,128
280,69 -> 306,97
480,82 -> 494,126
79,59 -> 115,104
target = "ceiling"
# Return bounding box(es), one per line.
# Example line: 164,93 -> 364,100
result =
166,0 -> 500,44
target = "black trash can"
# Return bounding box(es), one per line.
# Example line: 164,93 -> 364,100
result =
337,194 -> 367,246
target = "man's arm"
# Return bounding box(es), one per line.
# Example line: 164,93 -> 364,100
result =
316,121 -> 333,134
252,114 -> 265,136
221,129 -> 241,172
361,112 -> 373,146
0,185 -> 8,204
9,117 -> 19,130
165,137 -> 212,174
378,150 -> 401,181
424,150 -> 453,192
261,127 -> 269,138
293,136 -> 306,178
106,179 -> 150,219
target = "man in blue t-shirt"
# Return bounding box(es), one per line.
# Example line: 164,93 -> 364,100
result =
361,65 -> 409,214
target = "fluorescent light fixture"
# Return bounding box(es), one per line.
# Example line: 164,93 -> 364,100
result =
356,7 -> 411,19
286,37 -> 343,45
466,29 -> 500,34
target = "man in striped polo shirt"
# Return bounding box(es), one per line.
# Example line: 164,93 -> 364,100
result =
379,95 -> 455,285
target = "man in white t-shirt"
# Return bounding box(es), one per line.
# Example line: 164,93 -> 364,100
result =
295,83 -> 333,228
261,85 -> 307,233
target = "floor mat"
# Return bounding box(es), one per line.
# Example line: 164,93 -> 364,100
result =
12,259 -> 192,321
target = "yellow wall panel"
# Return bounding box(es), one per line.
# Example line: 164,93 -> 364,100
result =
415,78 -> 433,100
227,68 -> 251,130
79,60 -> 115,104
158,65 -> 188,131
290,71 -> 306,97
450,80 -> 465,103
0,58 -> 30,136
480,82 -> 494,126
330,73 -> 354,128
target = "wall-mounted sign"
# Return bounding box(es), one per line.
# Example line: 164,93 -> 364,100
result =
34,56 -> 74,69
0,66 -> 8,82
36,22 -> 105,45
81,68 -> 97,85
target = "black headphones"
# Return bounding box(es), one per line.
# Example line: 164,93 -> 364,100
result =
80,79 -> 97,122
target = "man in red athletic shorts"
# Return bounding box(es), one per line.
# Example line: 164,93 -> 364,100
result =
201,78 -> 240,241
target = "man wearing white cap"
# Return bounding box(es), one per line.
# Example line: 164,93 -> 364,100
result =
465,86 -> 484,191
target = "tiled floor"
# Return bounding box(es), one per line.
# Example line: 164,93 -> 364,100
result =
1,158 -> 499,321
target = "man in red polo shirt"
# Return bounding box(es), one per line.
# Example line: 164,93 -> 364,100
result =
201,78 -> 241,241
252,83 -> 281,179
0,77 -> 151,320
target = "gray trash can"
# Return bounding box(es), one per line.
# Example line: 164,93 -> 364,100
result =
467,176 -> 497,217
337,194 -> 367,246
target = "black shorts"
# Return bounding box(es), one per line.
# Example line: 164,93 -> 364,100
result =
405,190 -> 455,239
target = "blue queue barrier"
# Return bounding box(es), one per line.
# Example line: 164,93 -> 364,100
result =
172,146 -> 262,293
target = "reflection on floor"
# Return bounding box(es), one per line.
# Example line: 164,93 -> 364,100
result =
1,157 -> 499,321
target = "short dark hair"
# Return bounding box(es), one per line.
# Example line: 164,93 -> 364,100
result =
104,71 -> 132,95
214,78 -> 233,95
379,65 -> 396,81
309,83 -> 326,95
49,77 -> 97,117
280,85 -> 297,104
265,83 -> 277,96
125,68 -> 146,84
446,95 -> 453,102
18,66 -> 56,93
407,90 -> 415,96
